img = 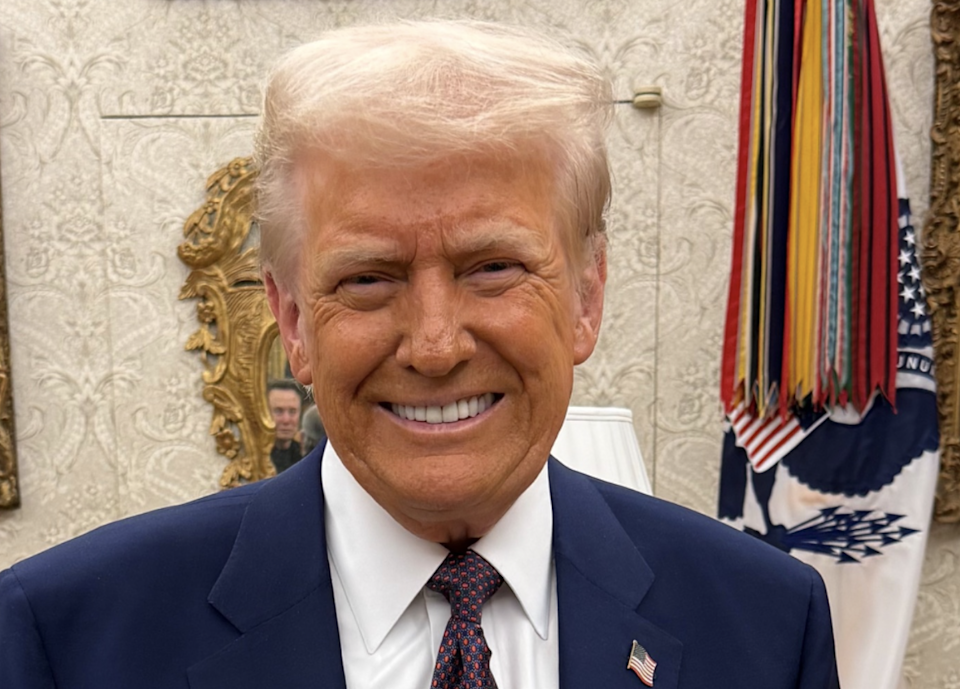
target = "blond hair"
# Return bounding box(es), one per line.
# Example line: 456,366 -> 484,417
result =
254,20 -> 612,289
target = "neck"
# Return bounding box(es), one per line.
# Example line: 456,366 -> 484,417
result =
442,536 -> 480,553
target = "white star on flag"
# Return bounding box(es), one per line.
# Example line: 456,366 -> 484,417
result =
898,249 -> 912,266
900,285 -> 916,303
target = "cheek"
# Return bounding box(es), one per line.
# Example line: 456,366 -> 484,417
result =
481,285 -> 576,365
308,308 -> 394,403
509,290 -> 578,398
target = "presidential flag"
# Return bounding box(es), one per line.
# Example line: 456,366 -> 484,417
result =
718,1 -> 939,688
720,198 -> 938,689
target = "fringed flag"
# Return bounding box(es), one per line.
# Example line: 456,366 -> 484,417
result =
718,2 -> 940,688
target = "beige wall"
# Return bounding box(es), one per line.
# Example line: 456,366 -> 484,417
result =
0,0 -> 956,685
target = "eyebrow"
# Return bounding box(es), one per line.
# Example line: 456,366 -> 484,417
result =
313,245 -> 407,275
445,220 -> 542,255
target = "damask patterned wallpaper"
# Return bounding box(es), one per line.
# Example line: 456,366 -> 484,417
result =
0,0 -> 956,685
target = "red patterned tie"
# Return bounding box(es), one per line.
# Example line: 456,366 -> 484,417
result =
427,549 -> 504,689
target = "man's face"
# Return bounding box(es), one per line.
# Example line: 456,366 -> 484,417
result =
269,152 -> 604,543
268,388 -> 301,443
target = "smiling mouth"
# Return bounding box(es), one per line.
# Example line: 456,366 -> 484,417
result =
386,393 -> 502,424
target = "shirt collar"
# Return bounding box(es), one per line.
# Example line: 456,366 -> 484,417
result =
322,443 -> 554,653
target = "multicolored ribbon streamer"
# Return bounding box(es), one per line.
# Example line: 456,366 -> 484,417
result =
721,0 -> 899,418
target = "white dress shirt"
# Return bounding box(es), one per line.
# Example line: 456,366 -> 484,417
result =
322,442 -> 559,689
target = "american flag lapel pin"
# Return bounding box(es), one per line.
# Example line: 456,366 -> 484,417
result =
627,640 -> 657,686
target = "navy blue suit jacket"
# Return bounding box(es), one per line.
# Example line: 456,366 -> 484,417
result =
0,449 -> 839,688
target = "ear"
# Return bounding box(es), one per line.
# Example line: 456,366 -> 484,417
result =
264,271 -> 313,386
572,243 -> 607,365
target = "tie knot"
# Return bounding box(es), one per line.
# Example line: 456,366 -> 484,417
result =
427,549 -> 503,624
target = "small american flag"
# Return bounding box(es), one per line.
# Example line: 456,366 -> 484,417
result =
728,402 -> 829,472
627,640 -> 657,686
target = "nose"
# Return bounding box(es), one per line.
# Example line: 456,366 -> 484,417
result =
395,272 -> 476,377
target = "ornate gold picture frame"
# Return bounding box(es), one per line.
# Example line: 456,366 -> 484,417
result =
923,0 -> 960,523
0,150 -> 19,510
179,157 -> 279,488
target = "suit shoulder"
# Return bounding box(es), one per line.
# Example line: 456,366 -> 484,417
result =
591,478 -> 818,593
8,482 -> 265,598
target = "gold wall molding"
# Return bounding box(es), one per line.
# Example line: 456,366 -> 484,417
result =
0,154 -> 19,510
179,157 -> 278,488
923,0 -> 960,523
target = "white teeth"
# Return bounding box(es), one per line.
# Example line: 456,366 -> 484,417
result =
441,402 -> 459,423
391,393 -> 496,424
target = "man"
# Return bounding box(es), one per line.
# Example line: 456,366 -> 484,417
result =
0,21 -> 840,688
267,379 -> 304,472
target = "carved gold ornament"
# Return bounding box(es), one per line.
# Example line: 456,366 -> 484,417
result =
0,159 -> 19,509
179,157 -> 278,488
922,0 -> 960,523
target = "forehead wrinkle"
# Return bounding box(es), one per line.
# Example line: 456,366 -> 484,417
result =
316,218 -> 544,275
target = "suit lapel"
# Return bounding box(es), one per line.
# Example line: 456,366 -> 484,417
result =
188,447 -> 347,689
550,459 -> 683,689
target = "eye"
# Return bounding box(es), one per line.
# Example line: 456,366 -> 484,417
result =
471,259 -> 526,277
464,259 -> 525,295
335,271 -> 400,310
343,274 -> 383,286
478,261 -> 518,273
